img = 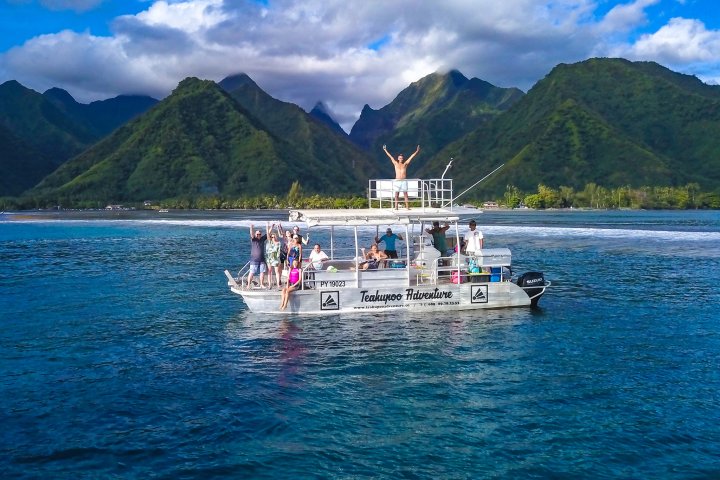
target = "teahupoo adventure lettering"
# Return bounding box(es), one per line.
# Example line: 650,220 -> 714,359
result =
355,288 -> 457,310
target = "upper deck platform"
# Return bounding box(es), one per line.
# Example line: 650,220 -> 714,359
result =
289,177 -> 467,226
289,206 -> 460,227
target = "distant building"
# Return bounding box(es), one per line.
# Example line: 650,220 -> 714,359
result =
482,201 -> 499,209
105,204 -> 124,210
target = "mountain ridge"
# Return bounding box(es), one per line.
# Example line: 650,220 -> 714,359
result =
4,58 -> 720,204
29,77 -> 379,203
349,69 -> 524,173
420,58 -> 720,196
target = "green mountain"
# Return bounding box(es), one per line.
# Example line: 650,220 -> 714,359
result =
0,81 -> 158,196
7,59 -> 720,204
421,58 -> 720,196
43,88 -> 158,137
0,80 -> 95,158
0,80 -> 98,194
349,70 -> 524,174
0,123 -> 50,196
219,73 -> 378,180
28,77 -> 376,203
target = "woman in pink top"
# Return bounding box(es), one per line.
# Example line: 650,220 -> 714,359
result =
280,259 -> 302,310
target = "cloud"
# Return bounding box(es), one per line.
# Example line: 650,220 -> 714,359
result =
1,30 -> 172,99
625,17 -> 720,63
597,0 -> 659,33
1,0 -> 718,130
604,16 -> 720,85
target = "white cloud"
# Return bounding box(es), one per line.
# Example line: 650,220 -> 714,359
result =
1,0 -> 719,130
597,0 -> 659,33
627,17 -> 720,62
604,16 -> 720,85
0,30 -> 179,100
129,0 -> 228,32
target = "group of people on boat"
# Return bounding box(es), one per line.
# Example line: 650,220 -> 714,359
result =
247,223 -> 329,286
352,218 -> 486,272
246,222 -> 331,310
423,219 -> 484,257
247,215 -> 484,277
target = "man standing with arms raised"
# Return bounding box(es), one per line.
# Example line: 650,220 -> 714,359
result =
383,144 -> 420,209
246,224 -> 267,288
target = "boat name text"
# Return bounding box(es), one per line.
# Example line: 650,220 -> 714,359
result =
359,288 -> 453,305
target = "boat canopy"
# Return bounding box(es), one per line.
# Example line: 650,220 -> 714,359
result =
289,207 -> 460,227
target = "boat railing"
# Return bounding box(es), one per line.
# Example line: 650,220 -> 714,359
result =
224,261 -> 251,290
368,178 -> 453,210
300,257 -> 411,289
422,256 -> 512,285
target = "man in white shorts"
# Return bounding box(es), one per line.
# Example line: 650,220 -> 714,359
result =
383,144 -> 420,209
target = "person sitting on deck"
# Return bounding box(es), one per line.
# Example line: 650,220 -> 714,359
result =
307,243 -> 329,270
357,244 -> 388,270
280,259 -> 302,310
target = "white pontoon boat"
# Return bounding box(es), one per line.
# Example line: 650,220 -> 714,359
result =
225,177 -> 549,314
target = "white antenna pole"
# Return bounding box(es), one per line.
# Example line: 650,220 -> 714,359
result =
441,158 -> 453,179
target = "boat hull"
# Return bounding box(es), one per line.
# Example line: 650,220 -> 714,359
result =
231,282 -> 536,314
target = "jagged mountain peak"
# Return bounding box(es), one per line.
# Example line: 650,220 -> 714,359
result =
218,73 -> 260,92
309,100 -> 346,135
348,69 -> 523,160
311,100 -> 330,114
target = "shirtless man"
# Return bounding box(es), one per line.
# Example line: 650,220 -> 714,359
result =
383,144 -> 420,209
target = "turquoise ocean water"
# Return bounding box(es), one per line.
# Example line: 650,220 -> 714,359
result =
1,209 -> 719,478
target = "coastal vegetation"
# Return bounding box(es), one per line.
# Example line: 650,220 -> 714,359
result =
3,182 -> 716,211
503,183 -> 719,209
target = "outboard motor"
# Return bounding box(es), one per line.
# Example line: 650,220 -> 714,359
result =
516,271 -> 545,307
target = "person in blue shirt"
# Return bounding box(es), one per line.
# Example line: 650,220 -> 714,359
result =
375,227 -> 404,259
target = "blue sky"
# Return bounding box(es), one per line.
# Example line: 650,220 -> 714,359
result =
1,0 -> 719,129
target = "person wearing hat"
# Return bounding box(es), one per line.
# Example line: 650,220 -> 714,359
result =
246,223 -> 268,288
462,219 -> 484,256
374,227 -> 404,261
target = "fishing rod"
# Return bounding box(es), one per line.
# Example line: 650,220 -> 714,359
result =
442,163 -> 505,207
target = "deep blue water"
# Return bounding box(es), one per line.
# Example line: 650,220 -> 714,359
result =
2,209 -> 720,479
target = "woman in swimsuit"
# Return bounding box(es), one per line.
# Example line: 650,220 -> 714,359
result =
359,244 -> 388,270
280,259 -> 302,310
